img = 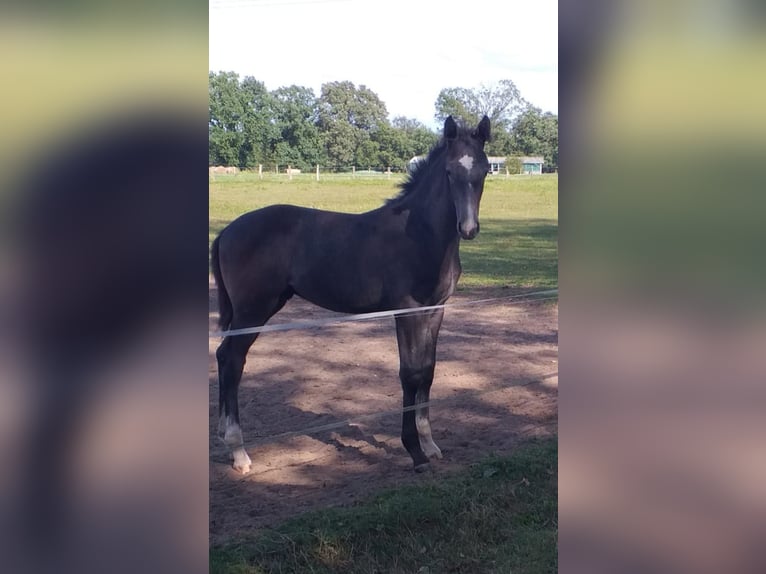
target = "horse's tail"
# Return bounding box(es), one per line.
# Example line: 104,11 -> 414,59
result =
211,235 -> 233,331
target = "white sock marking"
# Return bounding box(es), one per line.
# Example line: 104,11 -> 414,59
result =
416,408 -> 443,459
224,417 -> 252,473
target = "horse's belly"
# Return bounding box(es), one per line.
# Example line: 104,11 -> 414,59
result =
290,267 -> 387,314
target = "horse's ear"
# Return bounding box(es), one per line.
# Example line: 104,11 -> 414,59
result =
444,116 -> 457,141
474,115 -> 491,144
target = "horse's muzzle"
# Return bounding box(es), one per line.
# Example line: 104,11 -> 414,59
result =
458,221 -> 479,240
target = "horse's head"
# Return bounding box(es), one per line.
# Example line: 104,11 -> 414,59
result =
443,115 -> 491,240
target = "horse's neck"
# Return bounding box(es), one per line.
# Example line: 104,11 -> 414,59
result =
410,179 -> 460,254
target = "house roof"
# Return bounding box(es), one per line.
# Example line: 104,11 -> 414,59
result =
487,156 -> 545,164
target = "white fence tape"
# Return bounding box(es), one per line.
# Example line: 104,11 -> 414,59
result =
209,289 -> 558,338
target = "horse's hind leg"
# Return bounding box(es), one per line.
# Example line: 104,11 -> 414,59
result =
395,308 -> 445,472
216,332 -> 258,473
216,294 -> 290,473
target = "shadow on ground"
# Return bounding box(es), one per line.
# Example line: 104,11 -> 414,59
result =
208,285 -> 558,543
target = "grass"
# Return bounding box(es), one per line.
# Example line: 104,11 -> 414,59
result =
210,438 -> 557,574
209,173 -> 558,290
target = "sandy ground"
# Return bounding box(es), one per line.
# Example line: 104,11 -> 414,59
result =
209,286 -> 558,543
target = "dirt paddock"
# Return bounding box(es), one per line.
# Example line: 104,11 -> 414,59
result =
209,286 -> 558,543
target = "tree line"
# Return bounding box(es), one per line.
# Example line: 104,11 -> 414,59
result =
209,72 -> 558,172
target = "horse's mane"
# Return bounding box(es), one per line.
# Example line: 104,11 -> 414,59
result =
386,123 -> 476,210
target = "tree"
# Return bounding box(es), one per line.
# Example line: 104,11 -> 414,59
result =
208,71 -> 248,166
372,124 -> 404,169
505,155 -> 523,175
270,85 -> 325,170
209,73 -> 538,173
318,81 -> 389,168
392,116 -> 438,158
239,76 -> 278,169
208,72 -> 281,169
434,88 -> 479,125
511,106 -> 558,170
485,129 -> 516,158
434,80 -> 527,158
434,79 -> 526,132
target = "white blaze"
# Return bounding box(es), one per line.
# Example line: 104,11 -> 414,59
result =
458,154 -> 474,172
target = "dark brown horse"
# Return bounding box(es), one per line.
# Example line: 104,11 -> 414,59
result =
212,115 -> 491,473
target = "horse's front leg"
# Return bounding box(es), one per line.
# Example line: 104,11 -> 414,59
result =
395,308 -> 445,472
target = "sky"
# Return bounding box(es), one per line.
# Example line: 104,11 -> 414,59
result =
209,0 -> 557,130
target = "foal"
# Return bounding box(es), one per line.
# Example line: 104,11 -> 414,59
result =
212,115 -> 491,473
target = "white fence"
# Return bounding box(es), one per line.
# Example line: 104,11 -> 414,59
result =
209,164 -> 403,181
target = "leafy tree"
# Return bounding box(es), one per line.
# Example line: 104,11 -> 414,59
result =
270,85 -> 325,170
434,79 -> 526,133
434,80 -> 529,157
434,88 -> 478,125
320,116 -> 356,169
371,123 -> 408,170
391,116 -> 438,159
208,72 -> 281,169
239,76 -> 278,169
318,81 -> 389,168
208,71 -> 248,166
350,84 -> 388,131
355,134 -> 380,170
485,128 -> 515,158
208,73 -> 547,174
374,126 -> 400,169
505,155 -> 523,174
511,106 -> 558,170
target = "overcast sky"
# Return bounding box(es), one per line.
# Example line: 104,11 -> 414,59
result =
209,0 -> 557,130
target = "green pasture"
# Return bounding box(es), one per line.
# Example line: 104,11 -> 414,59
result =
210,438 -> 557,574
209,173 -> 558,290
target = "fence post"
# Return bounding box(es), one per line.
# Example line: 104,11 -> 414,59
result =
288,165 -> 292,180
352,165 -> 355,179
258,164 -> 262,179
386,166 -> 391,179
316,164 -> 320,181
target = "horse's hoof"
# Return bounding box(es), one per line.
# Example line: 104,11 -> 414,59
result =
232,450 -> 252,474
424,444 -> 443,460
414,462 -> 431,473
